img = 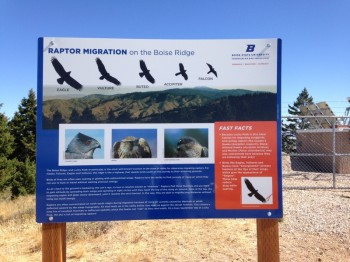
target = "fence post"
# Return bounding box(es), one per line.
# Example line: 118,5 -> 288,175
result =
257,219 -> 280,262
42,223 -> 66,262
332,119 -> 336,188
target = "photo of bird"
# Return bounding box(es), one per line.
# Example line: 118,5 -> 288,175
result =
51,57 -> 83,90
65,132 -> 101,159
244,178 -> 266,203
139,60 -> 155,84
113,136 -> 152,158
176,136 -> 208,158
206,63 -> 218,77
95,57 -> 121,86
175,63 -> 188,80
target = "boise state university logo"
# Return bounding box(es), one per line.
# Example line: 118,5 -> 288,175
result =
246,44 -> 255,52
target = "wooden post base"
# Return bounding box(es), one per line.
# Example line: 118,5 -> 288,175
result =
257,219 -> 280,262
42,223 -> 66,262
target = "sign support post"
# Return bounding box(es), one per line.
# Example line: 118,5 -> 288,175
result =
42,223 -> 67,262
256,219 -> 280,262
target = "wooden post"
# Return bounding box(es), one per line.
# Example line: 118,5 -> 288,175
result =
42,223 -> 67,262
256,219 -> 280,262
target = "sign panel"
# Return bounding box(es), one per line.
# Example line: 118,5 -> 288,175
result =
36,38 -> 282,223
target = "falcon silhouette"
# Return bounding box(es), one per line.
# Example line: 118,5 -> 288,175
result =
51,57 -> 83,90
175,63 -> 188,80
139,60 -> 155,84
244,178 -> 266,203
65,132 -> 101,159
206,63 -> 218,77
113,136 -> 152,158
176,136 -> 208,158
95,57 -> 121,86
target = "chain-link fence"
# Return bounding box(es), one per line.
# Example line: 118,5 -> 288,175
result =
282,116 -> 350,189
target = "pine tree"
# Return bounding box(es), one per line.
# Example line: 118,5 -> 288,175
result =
0,104 -> 15,157
80,107 -> 97,123
69,108 -> 81,123
0,104 -> 16,192
107,108 -> 115,123
9,89 -> 37,162
52,110 -> 66,129
282,87 -> 313,153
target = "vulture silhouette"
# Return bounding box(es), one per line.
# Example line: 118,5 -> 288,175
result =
175,63 -> 188,80
113,136 -> 152,158
176,136 -> 208,158
206,63 -> 218,77
95,57 -> 121,86
244,178 -> 266,203
139,60 -> 155,84
51,57 -> 83,90
65,132 -> 101,159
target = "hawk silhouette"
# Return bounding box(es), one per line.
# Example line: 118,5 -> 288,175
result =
206,63 -> 218,78
113,136 -> 152,158
51,57 -> 83,90
139,60 -> 155,84
176,136 -> 208,158
65,132 -> 101,159
244,178 -> 266,203
95,57 -> 121,86
175,63 -> 188,80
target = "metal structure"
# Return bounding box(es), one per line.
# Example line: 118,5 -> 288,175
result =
343,97 -> 350,126
282,115 -> 350,189
300,102 -> 335,129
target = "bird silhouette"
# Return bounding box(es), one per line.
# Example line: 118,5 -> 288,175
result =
51,57 -> 83,90
176,136 -> 208,158
95,57 -> 121,86
65,132 -> 101,159
175,63 -> 188,80
139,60 -> 155,84
244,178 -> 266,203
206,63 -> 218,77
113,136 -> 152,158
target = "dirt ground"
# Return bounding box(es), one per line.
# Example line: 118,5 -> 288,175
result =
1,155 -> 349,261
1,216 -> 349,262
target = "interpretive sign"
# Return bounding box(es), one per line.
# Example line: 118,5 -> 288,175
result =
36,37 -> 282,223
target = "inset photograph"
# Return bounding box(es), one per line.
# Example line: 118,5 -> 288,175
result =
112,129 -> 157,158
164,128 -> 208,158
64,129 -> 104,159
241,177 -> 273,205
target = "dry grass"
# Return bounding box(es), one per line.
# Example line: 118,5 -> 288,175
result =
0,193 -> 349,261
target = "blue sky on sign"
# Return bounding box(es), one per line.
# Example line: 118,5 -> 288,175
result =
0,0 -> 349,118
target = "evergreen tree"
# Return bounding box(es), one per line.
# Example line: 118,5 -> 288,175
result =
52,110 -> 66,129
69,108 -> 81,123
9,89 -> 37,162
0,104 -> 15,157
80,106 -> 97,123
10,158 -> 36,198
107,108 -> 116,123
282,87 -> 313,153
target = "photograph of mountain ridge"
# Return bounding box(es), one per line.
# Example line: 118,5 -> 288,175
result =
42,87 -> 276,129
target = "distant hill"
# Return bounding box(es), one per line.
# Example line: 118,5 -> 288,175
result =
42,87 -> 276,128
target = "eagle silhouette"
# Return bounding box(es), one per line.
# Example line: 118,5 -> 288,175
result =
113,136 -> 152,158
95,57 -> 121,86
139,60 -> 155,84
206,63 -> 218,78
244,178 -> 266,203
175,63 -> 188,80
65,132 -> 101,159
51,57 -> 83,90
176,136 -> 208,158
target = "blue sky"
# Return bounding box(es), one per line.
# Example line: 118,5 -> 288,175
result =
1,0 -> 349,117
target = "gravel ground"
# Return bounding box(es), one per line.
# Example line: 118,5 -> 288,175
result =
281,189 -> 350,240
